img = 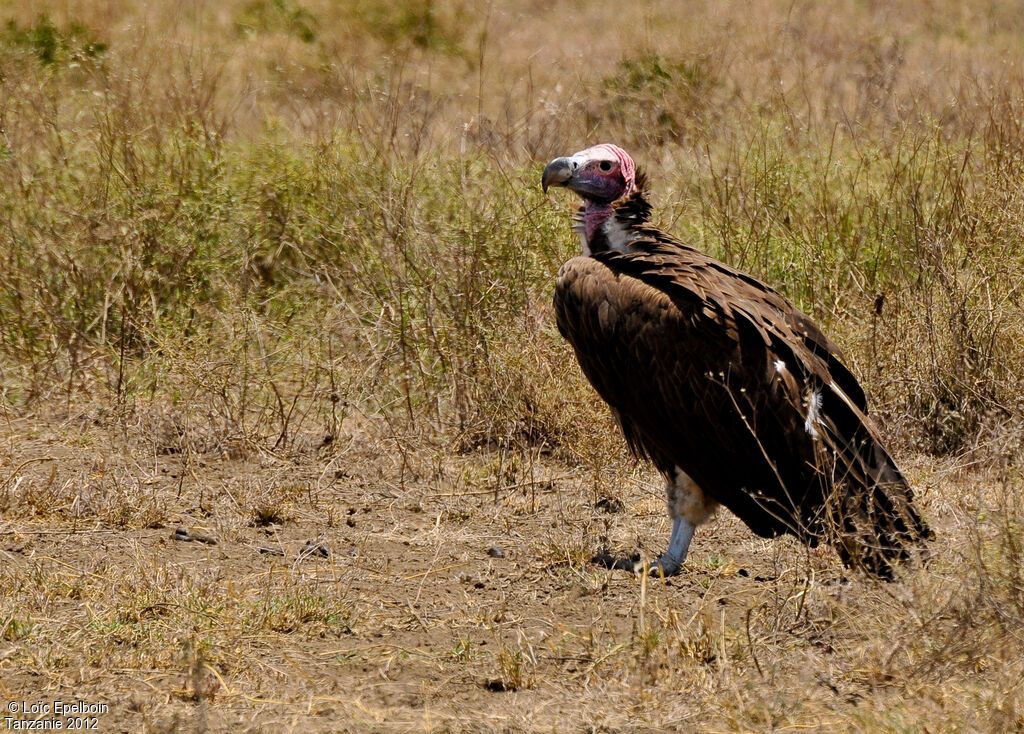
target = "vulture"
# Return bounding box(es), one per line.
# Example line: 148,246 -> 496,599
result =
543,143 -> 930,579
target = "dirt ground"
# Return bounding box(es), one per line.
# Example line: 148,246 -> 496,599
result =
0,407 -> 1018,732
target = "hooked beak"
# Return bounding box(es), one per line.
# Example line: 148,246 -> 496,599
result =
542,156 -> 574,193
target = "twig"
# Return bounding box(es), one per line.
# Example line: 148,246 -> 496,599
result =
0,526 -> 117,535
428,473 -> 579,498
746,604 -> 765,678
0,456 -> 54,491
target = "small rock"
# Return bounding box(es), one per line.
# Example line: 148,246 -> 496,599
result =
594,496 -> 624,514
171,528 -> 218,545
299,541 -> 330,559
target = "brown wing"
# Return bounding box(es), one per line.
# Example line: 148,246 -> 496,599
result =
555,242 -> 927,572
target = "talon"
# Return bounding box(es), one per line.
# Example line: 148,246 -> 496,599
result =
649,554 -> 682,577
591,549 -> 642,573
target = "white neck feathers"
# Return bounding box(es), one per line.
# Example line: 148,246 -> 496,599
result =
573,204 -> 642,256
601,214 -> 642,254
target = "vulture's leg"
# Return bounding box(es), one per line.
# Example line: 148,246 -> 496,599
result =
592,467 -> 718,576
650,468 -> 718,577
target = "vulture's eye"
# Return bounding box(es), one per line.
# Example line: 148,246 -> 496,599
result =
599,161 -> 612,171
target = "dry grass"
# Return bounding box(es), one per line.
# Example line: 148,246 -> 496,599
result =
1,0 -> 1023,731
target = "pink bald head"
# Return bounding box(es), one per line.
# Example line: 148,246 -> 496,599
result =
541,143 -> 638,203
582,144 -> 636,195
542,143 -> 642,245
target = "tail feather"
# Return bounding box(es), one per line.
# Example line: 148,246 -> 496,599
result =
827,430 -> 931,580
808,383 -> 930,579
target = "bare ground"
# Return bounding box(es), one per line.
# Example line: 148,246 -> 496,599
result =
1,407 -> 1020,733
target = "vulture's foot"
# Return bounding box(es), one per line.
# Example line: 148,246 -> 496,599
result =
591,549 -> 684,577
591,549 -> 642,573
648,551 -> 684,577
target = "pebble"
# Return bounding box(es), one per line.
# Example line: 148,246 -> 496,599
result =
299,541 -> 330,559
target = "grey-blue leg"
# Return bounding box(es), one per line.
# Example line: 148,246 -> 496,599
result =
650,467 -> 717,577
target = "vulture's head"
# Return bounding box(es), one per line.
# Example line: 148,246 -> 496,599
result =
542,144 -> 636,204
